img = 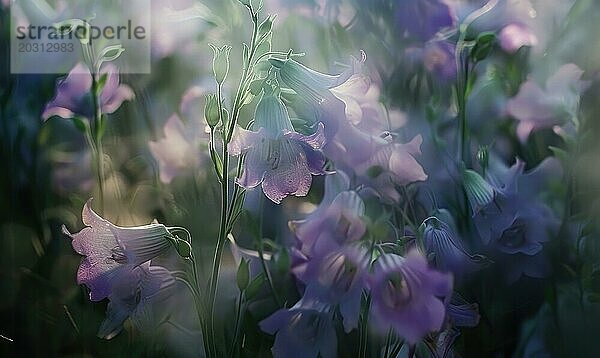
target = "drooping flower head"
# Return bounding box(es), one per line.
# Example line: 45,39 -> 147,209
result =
149,86 -> 209,183
369,250 -> 453,344
290,188 -> 367,255
297,245 -> 369,332
422,216 -> 484,277
98,263 -> 175,339
229,89 -> 328,203
42,62 -> 134,121
473,157 -> 562,282
260,298 -> 337,358
506,63 -> 589,142
62,199 -> 173,301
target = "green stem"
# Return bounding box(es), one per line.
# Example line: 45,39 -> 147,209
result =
207,83 -> 229,358
358,293 -> 371,358
206,11 -> 260,357
230,291 -> 244,358
383,328 -> 393,358
90,72 -> 105,213
257,195 -> 283,307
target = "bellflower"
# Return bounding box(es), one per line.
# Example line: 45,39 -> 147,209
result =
498,23 -> 538,54
422,217 -> 482,277
260,298 -> 337,358
369,250 -> 453,344
98,263 -> 175,339
296,245 -> 369,332
473,157 -> 561,281
229,91 -> 327,204
354,135 -> 428,203
270,57 -> 356,105
149,86 -> 209,183
394,0 -> 455,41
506,63 -> 589,142
290,189 -> 366,256
42,62 -> 134,121
62,199 -> 173,301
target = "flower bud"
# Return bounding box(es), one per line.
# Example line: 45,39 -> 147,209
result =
209,44 -> 232,85
204,94 -> 220,128
236,258 -> 250,291
462,168 -> 495,215
476,145 -> 489,173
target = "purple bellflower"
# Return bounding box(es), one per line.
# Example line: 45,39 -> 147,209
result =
42,62 -> 134,121
290,189 -> 367,256
422,216 -> 484,278
474,157 -> 562,282
369,250 -> 453,344
62,199 -> 173,301
260,298 -> 337,358
394,0 -> 456,41
229,90 -> 328,204
98,263 -> 175,339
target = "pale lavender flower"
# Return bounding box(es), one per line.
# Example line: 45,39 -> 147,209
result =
506,63 -> 589,142
229,92 -> 327,204
394,0 -> 455,41
149,86 -> 209,183
260,298 -> 337,358
354,135 -> 428,203
498,23 -> 538,54
62,199 -> 173,301
369,250 -> 453,344
42,63 -> 134,121
98,263 -> 175,339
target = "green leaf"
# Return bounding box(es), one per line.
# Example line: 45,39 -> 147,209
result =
470,31 -> 496,62
95,45 -> 125,72
245,273 -> 265,299
71,116 -> 88,133
237,259 -> 250,291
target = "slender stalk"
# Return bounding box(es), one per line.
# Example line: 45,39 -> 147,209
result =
207,82 -> 229,358
206,9 -> 260,356
257,195 -> 283,307
358,293 -> 371,358
231,291 -> 245,358
90,72 -> 105,213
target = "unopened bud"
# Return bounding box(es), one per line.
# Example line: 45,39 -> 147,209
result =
204,94 -> 220,127
209,44 -> 232,85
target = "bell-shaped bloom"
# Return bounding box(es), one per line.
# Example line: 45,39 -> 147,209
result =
42,63 -> 134,121
98,263 -> 175,339
270,58 -> 355,104
149,86 -> 209,183
62,199 -> 173,301
354,135 -> 428,203
296,245 -> 369,332
290,189 -> 366,255
506,63 -> 589,142
369,250 -> 453,344
229,92 -> 327,204
394,0 -> 455,41
473,157 -> 561,281
447,294 -> 480,328
422,217 -> 483,277
498,23 -> 538,54
260,298 -> 337,358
